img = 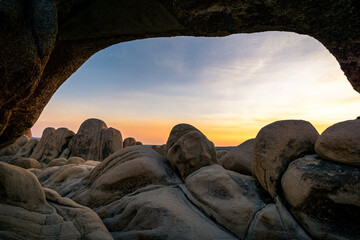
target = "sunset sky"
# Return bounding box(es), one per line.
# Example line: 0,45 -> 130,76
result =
32,31 -> 360,146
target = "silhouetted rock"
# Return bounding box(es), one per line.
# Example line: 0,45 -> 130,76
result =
282,154 -> 360,239
69,119 -> 123,161
123,137 -> 136,148
315,119 -> 360,167
166,124 -> 217,180
252,120 -> 319,197
30,127 -> 74,163
219,139 -> 254,175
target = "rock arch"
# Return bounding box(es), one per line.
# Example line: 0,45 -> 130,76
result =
0,0 -> 359,147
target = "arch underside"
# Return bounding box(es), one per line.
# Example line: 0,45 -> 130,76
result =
0,0 -> 359,147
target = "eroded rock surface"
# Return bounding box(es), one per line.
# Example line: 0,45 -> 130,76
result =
183,164 -> 268,239
97,186 -> 236,240
166,124 -> 217,180
282,154 -> 360,239
315,119 -> 360,167
252,120 -> 319,198
0,162 -> 112,240
73,146 -> 182,208
219,139 -> 254,175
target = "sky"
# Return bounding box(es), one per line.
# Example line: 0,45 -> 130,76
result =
32,31 -> 360,146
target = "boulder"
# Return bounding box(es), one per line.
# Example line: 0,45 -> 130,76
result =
9,157 -> 41,169
96,186 -> 237,240
40,163 -> 97,199
0,162 -> 112,239
252,120 -> 319,198
315,119 -> 360,167
151,144 -> 167,156
69,119 -> 123,161
123,137 -> 136,148
166,124 -> 217,180
216,149 -> 228,160
48,158 -> 68,167
73,146 -> 182,208
219,139 -> 254,175
183,164 -> 268,238
281,154 -> 360,239
0,135 -> 30,156
245,197 -> 311,240
68,156 -> 85,164
13,138 -> 39,159
30,127 -> 74,163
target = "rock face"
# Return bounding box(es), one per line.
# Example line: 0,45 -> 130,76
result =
219,139 -> 254,175
0,162 -> 112,239
282,155 -> 360,239
166,124 -> 217,180
315,119 -> 360,167
123,137 -> 136,148
184,164 -> 268,239
68,119 -> 123,161
97,186 -> 236,240
73,146 -> 182,208
252,120 -> 319,198
0,0 -> 359,148
30,127 -> 75,163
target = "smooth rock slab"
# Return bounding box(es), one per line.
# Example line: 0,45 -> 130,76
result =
73,146 -> 182,208
219,139 -> 254,175
97,186 -> 236,240
184,164 -> 268,239
282,155 -> 360,239
252,120 -> 319,198
315,119 -> 360,167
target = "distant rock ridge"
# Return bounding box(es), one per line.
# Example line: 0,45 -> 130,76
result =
1,118 -> 360,239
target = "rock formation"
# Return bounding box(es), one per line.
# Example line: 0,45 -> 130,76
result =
218,138 -> 254,175
0,0 -> 359,147
252,120 -> 319,198
68,119 -> 123,161
166,124 -> 217,180
1,119 -> 360,239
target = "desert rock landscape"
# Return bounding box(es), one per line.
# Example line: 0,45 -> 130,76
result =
1,118 -> 360,239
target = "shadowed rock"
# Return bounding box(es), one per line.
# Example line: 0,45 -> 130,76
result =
166,124 -> 217,180
252,120 -> 319,198
9,157 -> 41,169
315,119 -> 360,167
183,164 -> 268,239
282,154 -> 360,239
0,162 -> 112,239
73,146 -> 182,208
68,119 -> 123,161
219,139 -> 254,175
96,186 -> 237,240
123,137 -> 136,148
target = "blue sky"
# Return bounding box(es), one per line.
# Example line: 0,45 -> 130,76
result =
32,31 -> 360,145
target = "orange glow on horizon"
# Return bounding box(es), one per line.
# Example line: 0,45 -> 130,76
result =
31,117 -> 337,147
